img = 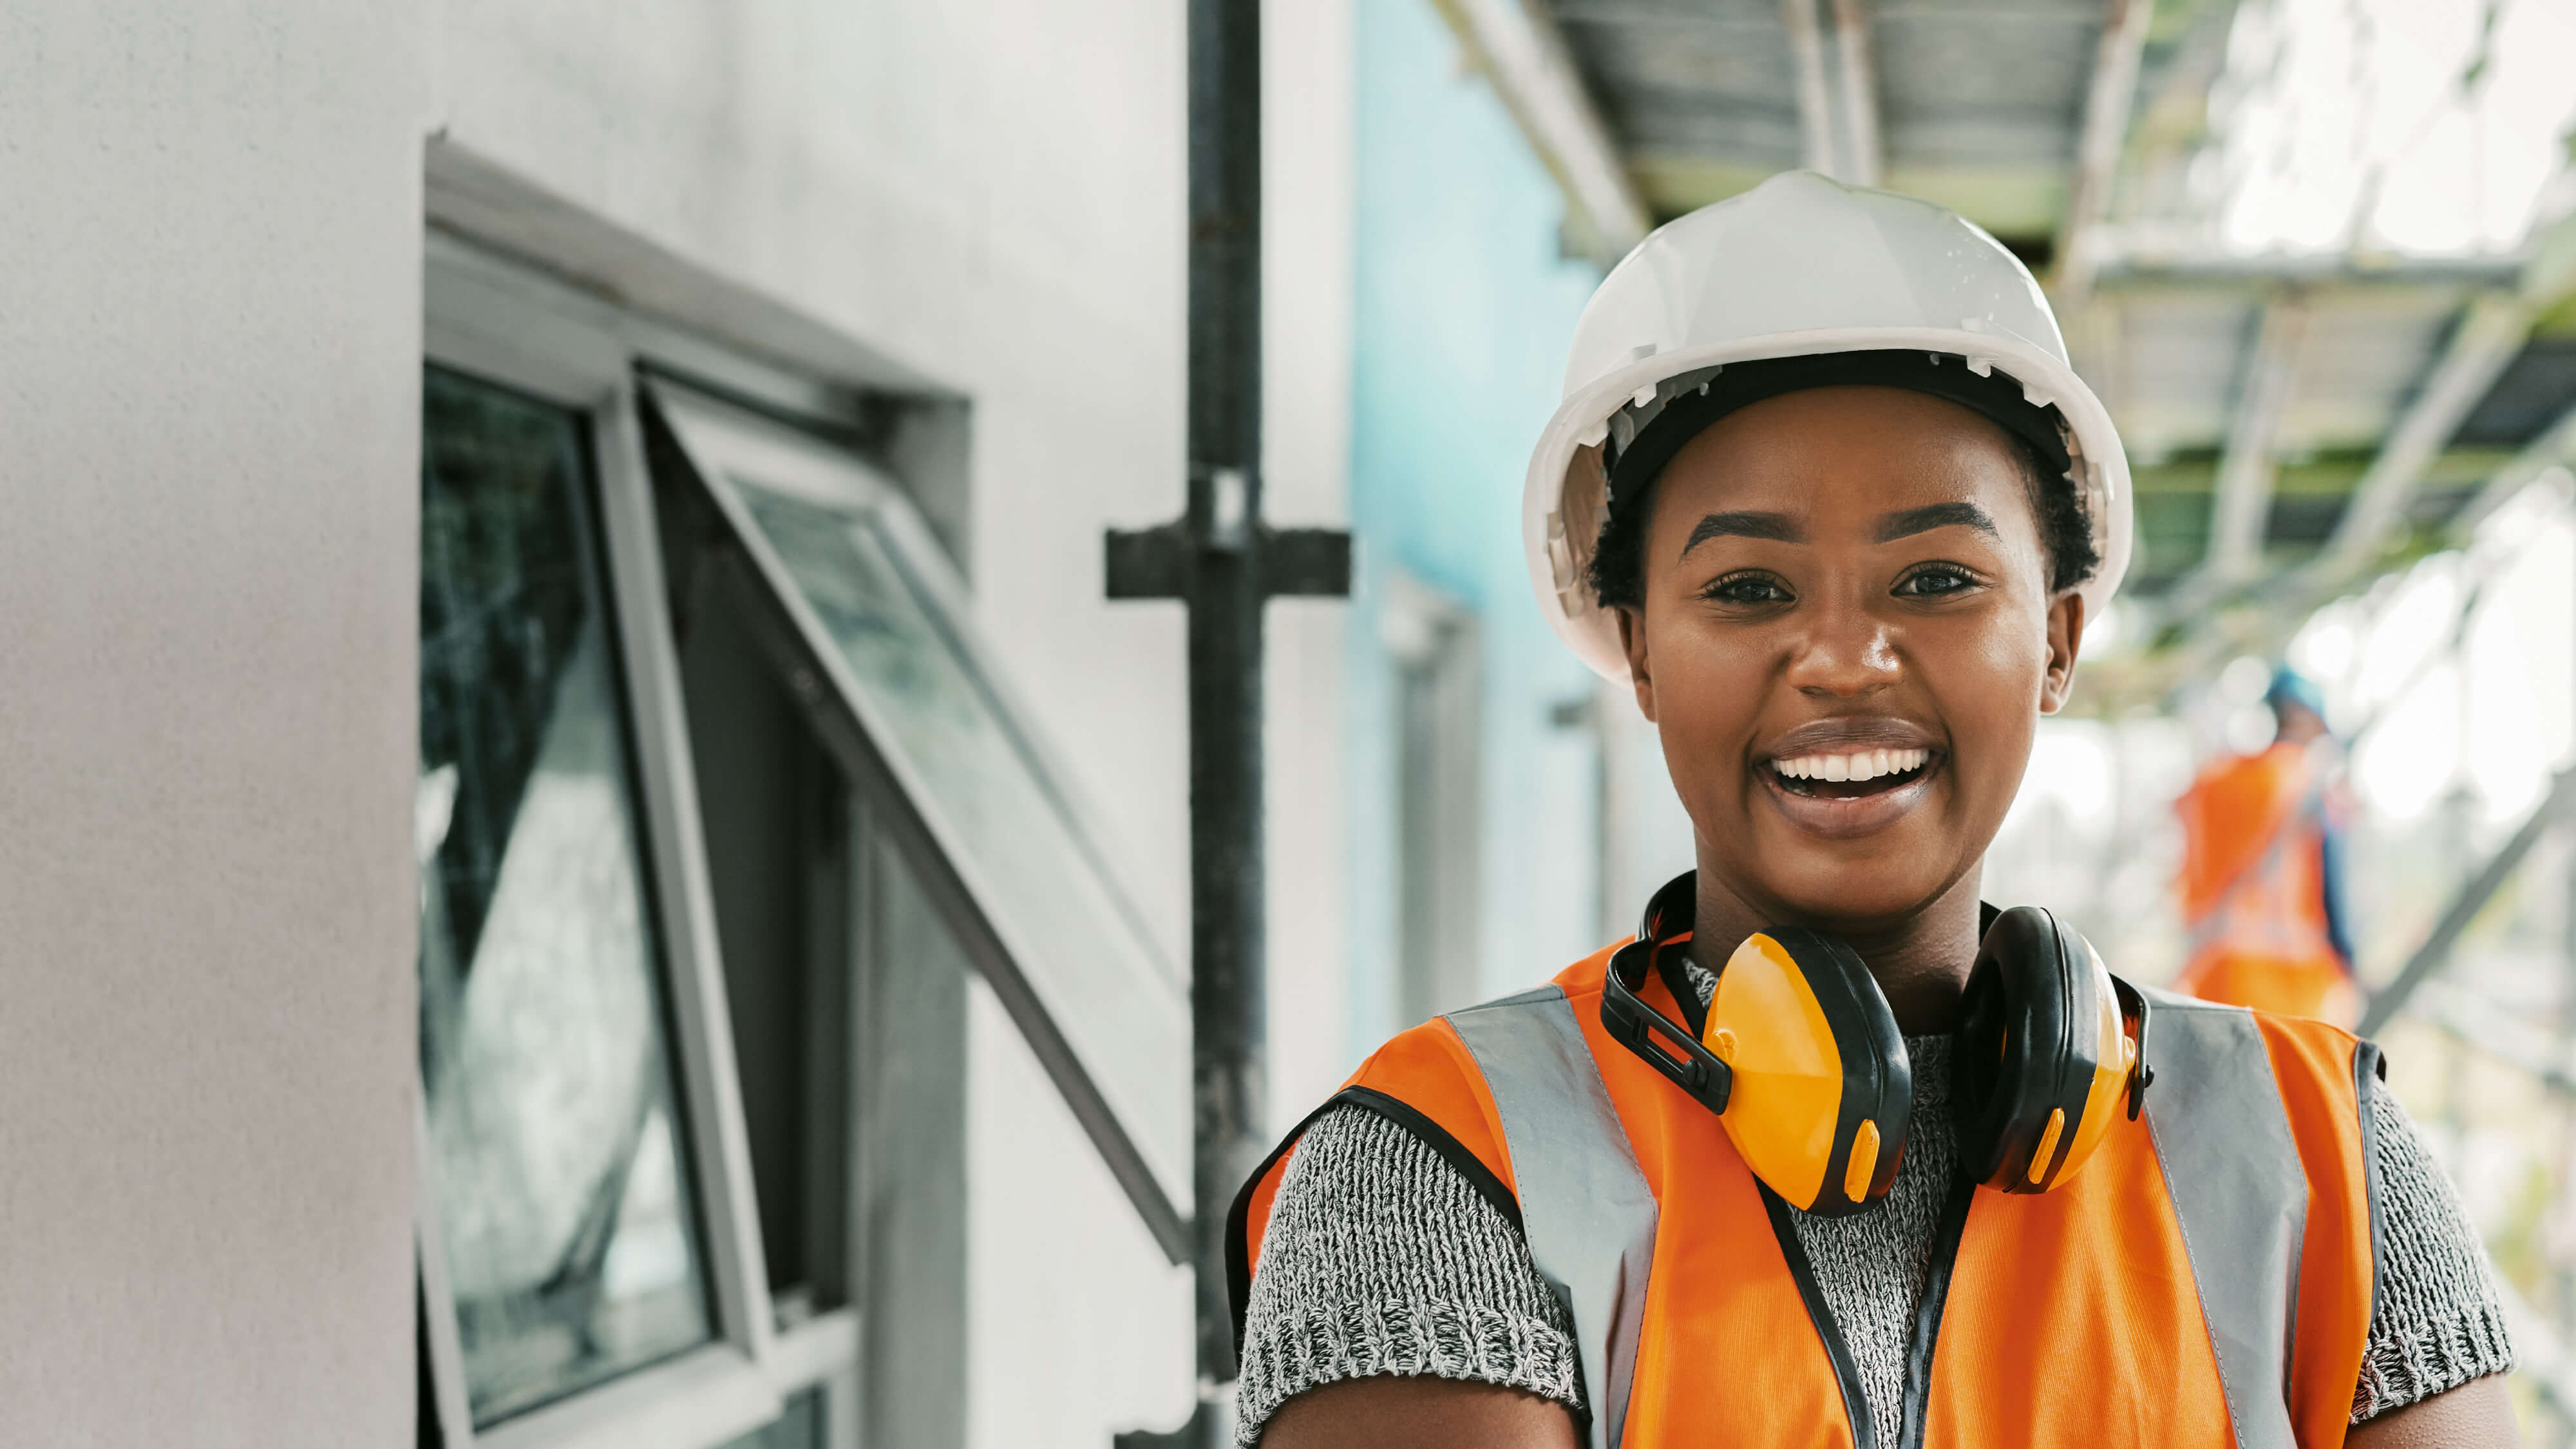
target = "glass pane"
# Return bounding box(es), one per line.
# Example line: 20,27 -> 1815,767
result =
417,368 -> 715,1424
679,421 -> 1188,1202
715,1387 -> 826,1449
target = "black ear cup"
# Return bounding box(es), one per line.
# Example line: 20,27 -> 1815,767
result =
1952,906 -> 2115,1193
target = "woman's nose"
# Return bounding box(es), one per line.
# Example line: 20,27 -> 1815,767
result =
1785,605 -> 1900,697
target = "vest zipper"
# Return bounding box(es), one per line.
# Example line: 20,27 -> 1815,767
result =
1897,1175 -> 1977,1448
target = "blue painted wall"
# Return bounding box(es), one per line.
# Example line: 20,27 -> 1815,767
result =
1343,0 -> 1610,1059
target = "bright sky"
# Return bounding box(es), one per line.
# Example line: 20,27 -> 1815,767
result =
2206,0 -> 2576,255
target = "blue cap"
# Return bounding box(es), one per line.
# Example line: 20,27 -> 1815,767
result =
2266,666 -> 2328,724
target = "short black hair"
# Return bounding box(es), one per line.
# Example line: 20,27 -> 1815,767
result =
1586,398 -> 2100,611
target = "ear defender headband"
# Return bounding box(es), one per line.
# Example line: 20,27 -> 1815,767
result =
1601,873 -> 2154,1214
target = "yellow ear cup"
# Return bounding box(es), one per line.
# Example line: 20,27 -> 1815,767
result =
1704,934 -> 1844,1210
1705,931 -> 1911,1213
2047,939 -> 2134,1189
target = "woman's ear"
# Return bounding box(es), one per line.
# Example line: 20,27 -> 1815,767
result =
2038,591 -> 2085,715
1615,605 -> 1658,722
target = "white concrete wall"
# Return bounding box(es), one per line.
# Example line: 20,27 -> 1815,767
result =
429,1 -> 1354,1443
0,1 -> 426,1444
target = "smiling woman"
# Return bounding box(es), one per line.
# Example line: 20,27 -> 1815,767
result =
1230,173 -> 2518,1449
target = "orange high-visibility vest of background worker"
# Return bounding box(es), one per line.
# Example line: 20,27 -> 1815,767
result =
2174,667 -> 2359,1026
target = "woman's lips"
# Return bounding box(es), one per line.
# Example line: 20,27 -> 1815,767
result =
1757,753 -> 1942,839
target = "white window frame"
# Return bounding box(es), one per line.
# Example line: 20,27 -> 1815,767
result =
419,231 -> 868,1449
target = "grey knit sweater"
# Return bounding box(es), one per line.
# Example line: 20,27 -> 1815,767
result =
1237,1034 -> 2512,1444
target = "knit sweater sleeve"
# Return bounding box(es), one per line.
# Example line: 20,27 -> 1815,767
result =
2351,1075 -> 2515,1423
1233,1104 -> 1582,1445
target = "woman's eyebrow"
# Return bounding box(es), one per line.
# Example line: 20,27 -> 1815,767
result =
1873,501 -> 1998,542
1680,509 -> 1804,556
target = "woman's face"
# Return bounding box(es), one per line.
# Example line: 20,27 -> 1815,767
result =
1616,385 -> 2082,935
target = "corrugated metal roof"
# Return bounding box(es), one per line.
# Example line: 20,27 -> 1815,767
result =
1551,0 -> 2103,237
1459,0 -> 2576,643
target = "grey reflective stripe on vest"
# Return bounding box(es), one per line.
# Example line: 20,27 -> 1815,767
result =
2140,992 -> 2308,1449
1446,985 -> 1659,1449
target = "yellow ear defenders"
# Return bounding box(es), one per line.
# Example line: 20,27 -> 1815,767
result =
1600,872 -> 2154,1215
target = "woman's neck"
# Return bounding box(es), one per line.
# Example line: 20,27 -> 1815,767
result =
1687,869 -> 1986,1035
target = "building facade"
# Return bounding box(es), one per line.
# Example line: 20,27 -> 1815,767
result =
0,1 -> 1365,1444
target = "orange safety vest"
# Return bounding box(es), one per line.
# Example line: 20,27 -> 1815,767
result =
1233,944 -> 2387,1449
2176,743 -> 2354,1025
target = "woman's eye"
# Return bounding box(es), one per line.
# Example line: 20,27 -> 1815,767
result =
1705,573 -> 1792,605
1896,567 -> 1977,598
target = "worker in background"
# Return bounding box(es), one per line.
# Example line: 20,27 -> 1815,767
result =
2173,667 -> 2360,1027
1228,174 -> 2515,1448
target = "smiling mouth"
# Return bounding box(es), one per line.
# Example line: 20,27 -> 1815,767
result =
1766,747 -> 1937,800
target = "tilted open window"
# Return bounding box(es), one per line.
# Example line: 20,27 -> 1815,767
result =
643,384 -> 1190,1251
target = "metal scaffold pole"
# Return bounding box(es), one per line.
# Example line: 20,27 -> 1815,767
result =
1107,0 -> 1349,1437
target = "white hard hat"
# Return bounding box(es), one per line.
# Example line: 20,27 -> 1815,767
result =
1526,169 -> 2132,682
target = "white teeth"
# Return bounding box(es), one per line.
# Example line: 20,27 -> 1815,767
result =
1771,748 -> 1930,784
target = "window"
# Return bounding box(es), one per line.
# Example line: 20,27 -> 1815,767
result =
658,401 -> 970,1445
647,385 -> 1189,1238
668,550 -> 860,1320
416,233 -> 1184,1449
417,367 -> 716,1424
